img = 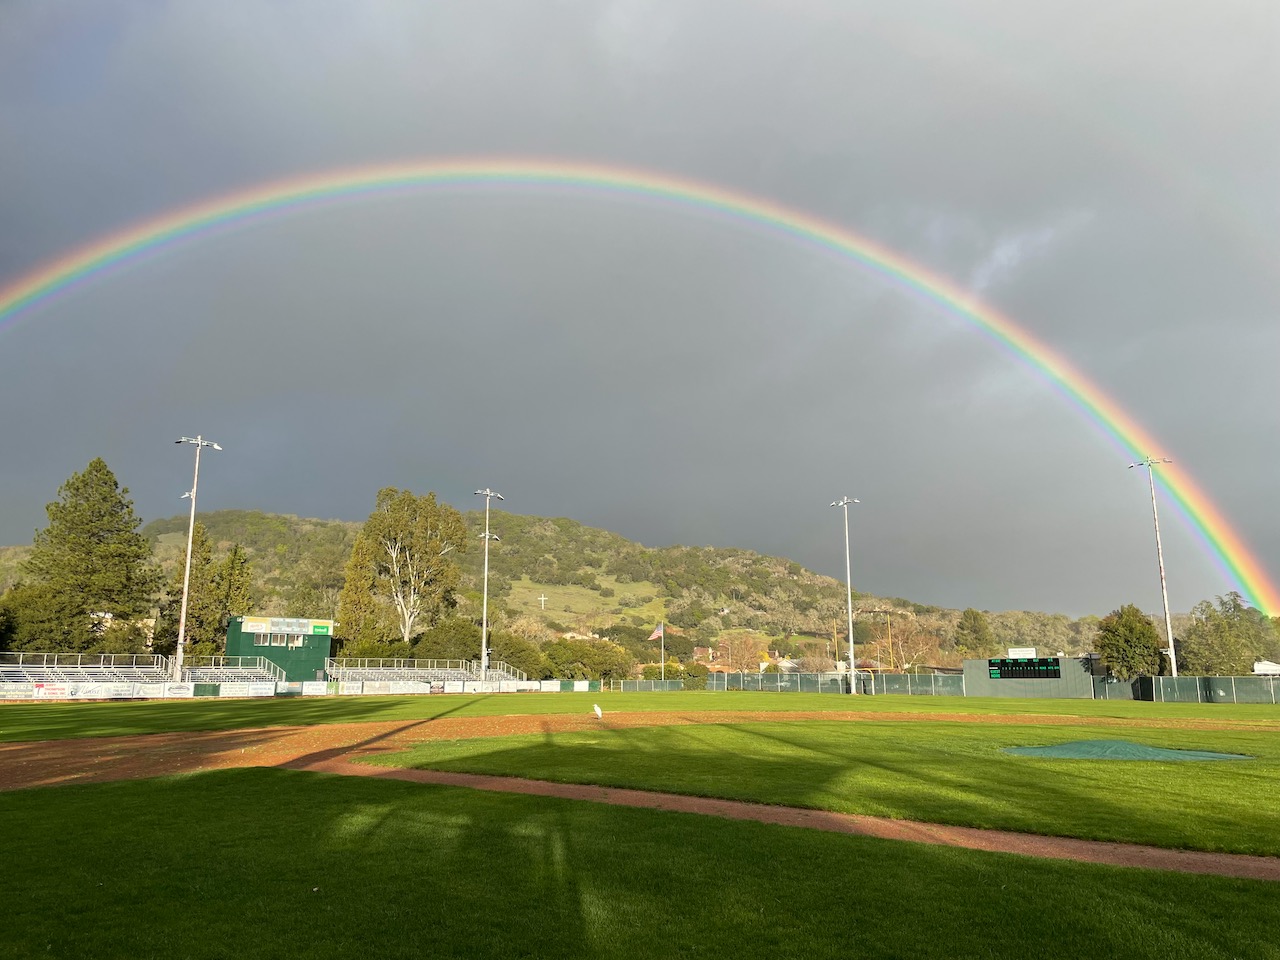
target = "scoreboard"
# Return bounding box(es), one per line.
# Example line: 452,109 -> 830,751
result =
988,657 -> 1061,679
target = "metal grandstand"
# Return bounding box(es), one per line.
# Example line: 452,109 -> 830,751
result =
0,652 -> 170,683
183,656 -> 285,683
325,658 -> 527,683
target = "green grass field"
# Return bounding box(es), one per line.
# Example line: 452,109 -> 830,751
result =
4,690 -> 1279,743
368,719 -> 1280,855
5,693 -> 1280,958
2,769 -> 1276,960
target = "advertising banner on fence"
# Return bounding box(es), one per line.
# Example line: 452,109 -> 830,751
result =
388,682 -> 434,695
0,683 -> 35,700
539,680 -> 561,693
302,681 -> 329,696
219,683 -> 250,698
26,680 -> 195,700
248,682 -> 276,698
339,682 -> 364,696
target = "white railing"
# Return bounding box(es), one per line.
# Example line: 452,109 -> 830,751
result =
184,656 -> 285,683
483,661 -> 528,682
0,652 -> 169,670
0,651 -> 171,682
329,658 -> 473,672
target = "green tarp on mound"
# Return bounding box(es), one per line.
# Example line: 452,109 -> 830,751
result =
1004,739 -> 1252,761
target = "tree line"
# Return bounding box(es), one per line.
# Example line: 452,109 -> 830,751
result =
2,458 -> 1277,681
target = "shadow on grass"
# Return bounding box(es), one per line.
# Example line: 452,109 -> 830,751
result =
368,720 -> 1280,855
0,768 -> 1275,960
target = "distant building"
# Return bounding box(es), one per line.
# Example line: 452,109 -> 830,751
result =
1254,660 -> 1280,676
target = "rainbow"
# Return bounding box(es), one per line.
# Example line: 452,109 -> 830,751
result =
1,157 -> 1274,614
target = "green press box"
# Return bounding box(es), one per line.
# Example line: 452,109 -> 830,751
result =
225,616 -> 334,683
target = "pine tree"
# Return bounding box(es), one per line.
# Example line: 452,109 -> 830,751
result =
153,523 -> 254,658
21,458 -> 158,650
335,535 -> 387,648
953,608 -> 994,656
153,522 -> 219,656
214,544 -> 254,619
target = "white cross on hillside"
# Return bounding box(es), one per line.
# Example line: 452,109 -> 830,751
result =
538,594 -> 548,610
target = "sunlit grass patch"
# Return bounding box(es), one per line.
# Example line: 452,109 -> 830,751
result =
368,720 -> 1280,855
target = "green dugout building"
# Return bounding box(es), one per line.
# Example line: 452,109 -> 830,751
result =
225,616 -> 334,682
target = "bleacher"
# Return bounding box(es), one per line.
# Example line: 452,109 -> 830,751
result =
183,656 -> 284,683
325,658 -> 475,683
0,652 -> 171,684
485,661 -> 528,683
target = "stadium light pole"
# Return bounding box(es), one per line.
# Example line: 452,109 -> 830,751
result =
475,488 -> 504,681
174,436 -> 221,681
831,497 -> 861,695
1128,457 -> 1178,677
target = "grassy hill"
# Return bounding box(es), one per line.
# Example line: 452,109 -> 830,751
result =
4,508 -> 1104,659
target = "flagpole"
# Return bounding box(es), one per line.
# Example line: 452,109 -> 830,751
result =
661,623 -> 665,682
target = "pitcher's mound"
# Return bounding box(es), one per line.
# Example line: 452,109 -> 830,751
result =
1004,739 -> 1252,761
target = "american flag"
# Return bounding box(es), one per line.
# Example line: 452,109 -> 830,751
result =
648,623 -> 664,642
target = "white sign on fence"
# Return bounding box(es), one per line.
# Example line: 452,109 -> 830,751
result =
302,681 -> 330,696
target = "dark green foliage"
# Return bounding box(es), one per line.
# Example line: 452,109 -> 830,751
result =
683,661 -> 710,690
1180,593 -> 1277,676
412,617 -> 481,660
0,582 -> 79,651
340,638 -> 413,659
488,630 -> 551,678
152,522 -> 255,658
143,509 -> 358,618
954,608 -> 995,655
543,636 -> 632,680
1095,605 -> 1163,680
16,459 -> 158,650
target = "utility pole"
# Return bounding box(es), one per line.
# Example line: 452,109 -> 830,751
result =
174,436 -> 221,681
1128,458 -> 1178,676
474,488 -> 504,681
831,496 -> 861,694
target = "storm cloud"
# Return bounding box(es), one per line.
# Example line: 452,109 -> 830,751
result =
1,0 -> 1276,616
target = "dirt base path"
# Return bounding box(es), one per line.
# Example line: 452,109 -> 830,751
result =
2,710 -> 1277,882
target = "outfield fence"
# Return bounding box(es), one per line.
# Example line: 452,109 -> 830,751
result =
703,672 -> 965,695
1094,675 -> 1280,704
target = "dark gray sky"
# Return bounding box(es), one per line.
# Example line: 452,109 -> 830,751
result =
2,1 -> 1277,617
